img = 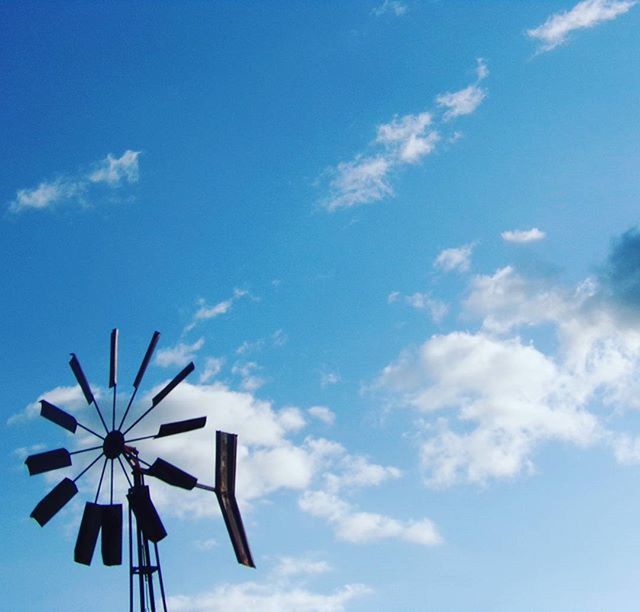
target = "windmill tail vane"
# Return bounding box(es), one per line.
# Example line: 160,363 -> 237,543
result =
25,329 -> 255,612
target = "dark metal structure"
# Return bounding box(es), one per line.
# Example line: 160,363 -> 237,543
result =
26,329 -> 254,611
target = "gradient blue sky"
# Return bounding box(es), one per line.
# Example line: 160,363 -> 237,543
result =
2,2 -> 640,610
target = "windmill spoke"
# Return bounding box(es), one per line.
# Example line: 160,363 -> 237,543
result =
73,452 -> 105,484
94,457 -> 109,503
70,444 -> 103,456
123,362 -> 194,435
117,456 -> 133,488
118,331 -> 160,431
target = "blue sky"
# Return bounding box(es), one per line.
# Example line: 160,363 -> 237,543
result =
2,1 -> 640,610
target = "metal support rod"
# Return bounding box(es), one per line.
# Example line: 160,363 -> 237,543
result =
129,467 -> 166,612
129,503 -> 134,612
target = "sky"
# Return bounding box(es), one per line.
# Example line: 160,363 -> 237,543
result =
2,1 -> 640,610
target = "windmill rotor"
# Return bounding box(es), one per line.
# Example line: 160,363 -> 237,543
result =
25,329 -> 255,611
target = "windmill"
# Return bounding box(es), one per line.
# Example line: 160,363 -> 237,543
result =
25,329 -> 254,611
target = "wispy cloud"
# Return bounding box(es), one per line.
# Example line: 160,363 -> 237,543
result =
299,490 -> 442,546
436,59 -> 488,121
184,289 -> 251,332
527,0 -> 636,53
372,0 -> 408,17
501,228 -> 546,243
198,357 -> 225,383
308,406 -> 336,426
388,291 -> 448,323
88,150 -> 140,185
168,581 -> 371,612
232,361 -> 267,392
155,338 -> 205,368
320,369 -> 341,387
321,61 -> 488,211
434,243 -> 475,273
8,150 -> 141,213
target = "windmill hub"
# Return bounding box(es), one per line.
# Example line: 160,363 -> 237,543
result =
103,430 -> 125,459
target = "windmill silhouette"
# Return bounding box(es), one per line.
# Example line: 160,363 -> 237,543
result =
26,329 -> 254,611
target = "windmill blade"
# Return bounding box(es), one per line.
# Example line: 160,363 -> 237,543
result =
101,504 -> 122,566
151,362 -> 195,407
146,458 -> 198,490
69,354 -> 95,405
109,328 -> 118,388
155,416 -> 207,438
74,502 -> 102,565
215,431 -> 237,496
216,492 -> 255,567
133,331 -> 160,389
215,431 -> 254,567
30,478 -> 78,526
40,400 -> 77,433
25,448 -> 71,476
127,484 -> 167,543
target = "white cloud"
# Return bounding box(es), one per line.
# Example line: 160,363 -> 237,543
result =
273,556 -> 331,578
185,289 -> 251,332
324,156 -> 394,211
9,178 -> 83,212
436,58 -> 488,122
7,385 -> 86,425
372,0 -> 408,17
232,361 -> 267,392
376,112 -> 439,164
322,61 -> 487,211
168,582 -> 371,612
308,406 -> 336,426
324,454 -> 401,493
475,57 -> 489,81
436,86 -> 486,121
199,357 -> 225,383
299,490 -> 442,546
155,338 -> 205,368
388,291 -> 448,323
527,0 -> 636,52
378,264 -> 640,487
9,150 -> 141,213
320,369 -> 341,387
194,538 -> 218,551
501,228 -> 546,243
89,150 -> 140,185
434,243 -> 474,273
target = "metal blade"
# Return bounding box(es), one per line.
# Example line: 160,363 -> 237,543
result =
215,431 -> 237,496
101,504 -> 122,566
25,448 -> 71,476
133,331 -> 160,389
215,431 -> 254,567
126,484 -> 167,543
69,354 -> 95,405
40,400 -> 77,433
30,478 -> 78,526
74,502 -> 102,565
216,492 -> 255,568
109,329 -> 118,388
146,458 -> 197,490
155,416 -> 207,438
151,362 -> 195,407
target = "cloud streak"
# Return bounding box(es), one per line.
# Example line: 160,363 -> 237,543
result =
8,150 -> 141,213
527,0 -> 636,52
501,228 -> 546,243
322,60 -> 488,211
